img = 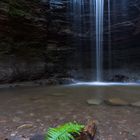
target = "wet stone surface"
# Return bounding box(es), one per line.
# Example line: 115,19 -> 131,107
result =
131,101 -> 140,107
104,98 -> 129,106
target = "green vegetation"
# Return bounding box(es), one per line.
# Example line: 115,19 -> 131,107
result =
45,122 -> 84,140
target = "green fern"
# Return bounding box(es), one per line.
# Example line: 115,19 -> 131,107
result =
45,122 -> 84,140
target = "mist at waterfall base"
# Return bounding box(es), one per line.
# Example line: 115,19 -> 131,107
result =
68,0 -> 140,84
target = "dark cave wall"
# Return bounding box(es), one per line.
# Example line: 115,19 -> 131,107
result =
0,0 -> 140,83
67,0 -> 140,80
105,0 -> 140,70
0,0 -> 72,83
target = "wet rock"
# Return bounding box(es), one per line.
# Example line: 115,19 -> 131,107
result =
110,74 -> 129,82
87,99 -> 102,105
35,79 -> 59,86
131,101 -> 140,107
59,28 -> 73,35
58,78 -> 76,84
104,98 -> 129,106
30,134 -> 44,140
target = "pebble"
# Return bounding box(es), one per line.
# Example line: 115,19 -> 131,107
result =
87,99 -> 102,105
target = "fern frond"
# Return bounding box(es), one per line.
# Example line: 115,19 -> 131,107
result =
45,122 -> 84,140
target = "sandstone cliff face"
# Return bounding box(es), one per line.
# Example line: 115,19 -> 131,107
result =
0,0 -> 73,83
107,0 -> 140,69
0,0 -> 140,83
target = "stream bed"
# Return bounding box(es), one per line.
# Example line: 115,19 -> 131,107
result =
0,85 -> 140,140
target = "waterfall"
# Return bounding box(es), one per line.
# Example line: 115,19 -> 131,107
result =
108,0 -> 112,75
94,0 -> 104,81
70,0 -> 105,82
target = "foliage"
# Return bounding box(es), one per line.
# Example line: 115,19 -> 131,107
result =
45,122 -> 84,140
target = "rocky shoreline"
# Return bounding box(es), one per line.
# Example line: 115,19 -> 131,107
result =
0,78 -> 76,89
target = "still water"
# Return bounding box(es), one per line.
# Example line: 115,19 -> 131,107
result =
0,85 -> 140,139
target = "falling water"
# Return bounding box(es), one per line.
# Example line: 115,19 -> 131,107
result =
70,0 -> 105,81
94,0 -> 104,81
108,0 -> 112,75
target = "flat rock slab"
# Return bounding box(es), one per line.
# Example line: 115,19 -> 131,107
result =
87,99 -> 102,105
104,98 -> 129,106
131,101 -> 140,107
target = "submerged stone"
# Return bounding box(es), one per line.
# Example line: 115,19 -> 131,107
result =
87,99 -> 102,105
105,98 -> 129,106
131,101 -> 140,107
